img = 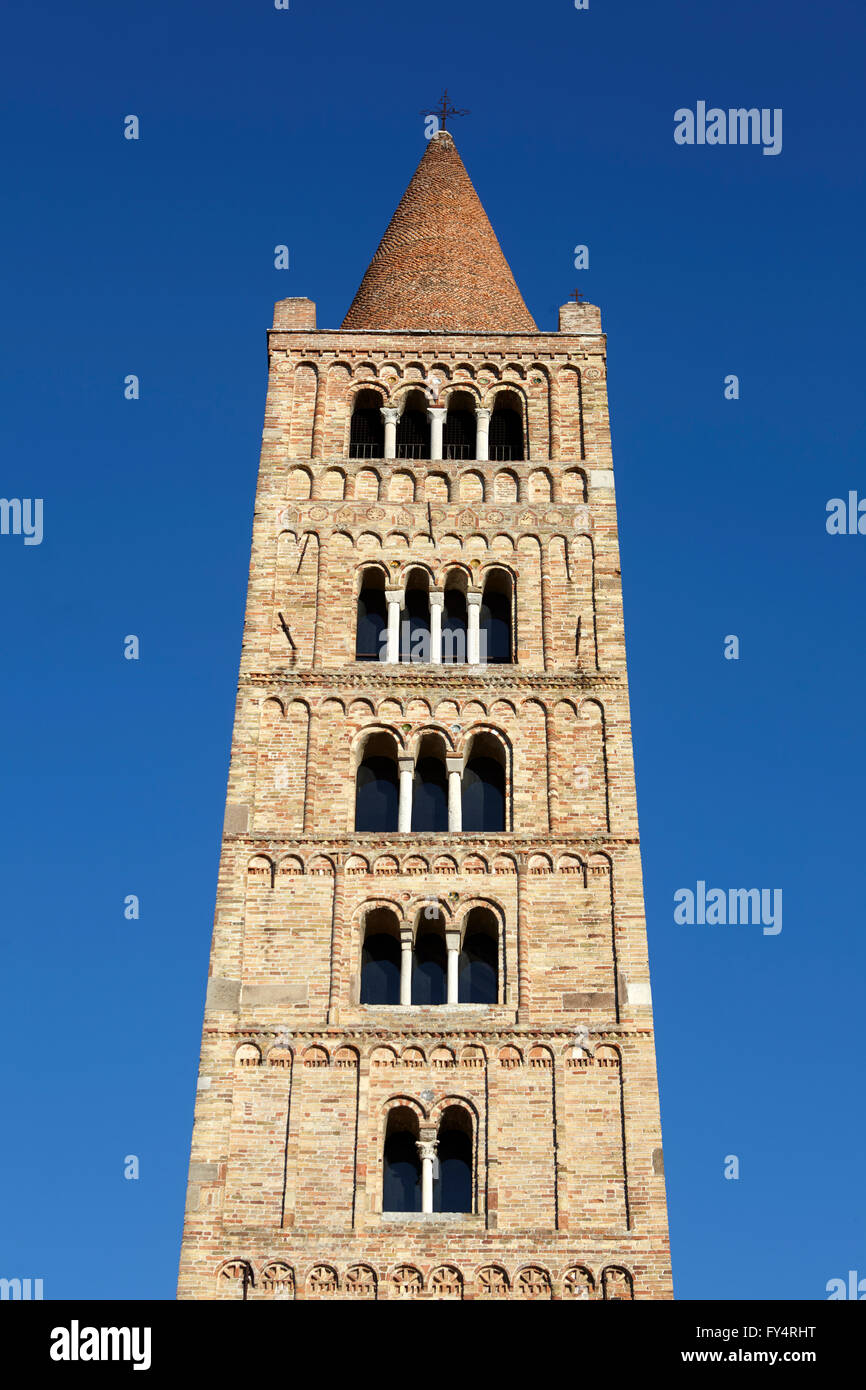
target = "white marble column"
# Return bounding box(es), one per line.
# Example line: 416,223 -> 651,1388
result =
427,407 -> 447,461
417,1134 -> 438,1214
382,406 -> 399,460
467,591 -> 483,665
429,590 -> 444,664
475,407 -> 491,461
385,589 -> 402,664
445,928 -> 461,1005
400,929 -> 413,1006
398,755 -> 414,832
447,756 -> 463,833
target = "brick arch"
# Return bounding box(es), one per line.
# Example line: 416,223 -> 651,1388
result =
424,469 -> 451,502
438,559 -> 472,589
563,466 -> 588,502
351,723 -> 406,768
400,852 -> 429,876
352,897 -> 405,927
397,559 -> 436,590
316,466 -> 346,500
482,380 -> 528,409
442,380 -> 482,403
276,853 -> 305,876
428,1092 -> 479,1125
353,559 -> 390,594
246,854 -> 274,889
354,468 -> 382,502
407,722 -> 455,757
454,894 -> 506,939
286,465 -> 313,499
380,1094 -> 427,1122
355,529 -> 384,549
492,467 -> 520,502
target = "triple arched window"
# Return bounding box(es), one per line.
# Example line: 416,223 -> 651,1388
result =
354,731 -> 507,833
359,905 -> 500,1007
355,566 -> 514,666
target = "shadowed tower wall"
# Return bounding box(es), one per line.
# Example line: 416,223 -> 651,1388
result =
178,130 -> 672,1302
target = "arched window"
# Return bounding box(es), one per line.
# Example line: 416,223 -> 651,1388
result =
413,911 -> 447,1005
480,569 -> 513,664
458,907 -> 499,1004
462,733 -> 506,833
383,1108 -> 421,1212
434,1107 -> 473,1213
356,567 -> 387,661
442,573 -> 468,665
444,391 -> 477,460
360,908 -> 401,1005
349,390 -> 385,459
402,568 -> 430,663
355,732 -> 399,832
396,390 -> 430,459
489,391 -> 524,461
412,735 -> 448,833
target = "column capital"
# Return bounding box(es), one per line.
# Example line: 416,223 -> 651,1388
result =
445,928 -> 462,951
466,590 -> 483,607
475,406 -> 491,421
381,406 -> 400,423
398,754 -> 415,772
426,406 -> 447,422
417,1138 -> 438,1161
428,588 -> 445,607
446,755 -> 463,775
385,587 -> 403,601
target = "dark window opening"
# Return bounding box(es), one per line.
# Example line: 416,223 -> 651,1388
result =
360,932 -> 401,1005
396,392 -> 430,459
489,396 -> 524,462
413,930 -> 447,1005
434,1108 -> 473,1213
480,573 -> 513,664
442,586 -> 468,665
462,752 -> 506,833
458,914 -> 499,1004
349,391 -> 385,459
383,1113 -> 421,1212
356,571 -> 386,660
412,754 -> 448,833
355,738 -> 399,832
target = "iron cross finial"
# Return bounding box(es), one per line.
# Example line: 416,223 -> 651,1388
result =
420,89 -> 470,130
573,287 -> 585,304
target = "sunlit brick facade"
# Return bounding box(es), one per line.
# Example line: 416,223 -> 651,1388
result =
177,131 -> 672,1301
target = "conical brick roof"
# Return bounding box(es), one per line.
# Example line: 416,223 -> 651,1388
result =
342,131 -> 536,333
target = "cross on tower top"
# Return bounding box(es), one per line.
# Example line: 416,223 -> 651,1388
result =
572,287 -> 585,304
420,89 -> 470,130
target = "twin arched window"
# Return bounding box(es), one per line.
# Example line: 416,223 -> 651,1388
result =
360,906 -> 499,1007
354,731 -> 507,833
383,1106 -> 473,1214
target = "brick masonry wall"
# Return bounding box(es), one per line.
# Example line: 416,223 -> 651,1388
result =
176,304 -> 672,1300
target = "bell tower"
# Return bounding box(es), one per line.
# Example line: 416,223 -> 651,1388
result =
178,129 -> 672,1301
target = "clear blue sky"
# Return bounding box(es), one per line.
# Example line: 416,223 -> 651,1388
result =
1,0 -> 863,1300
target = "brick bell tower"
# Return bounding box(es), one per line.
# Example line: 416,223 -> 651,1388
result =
177,129 -> 672,1301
